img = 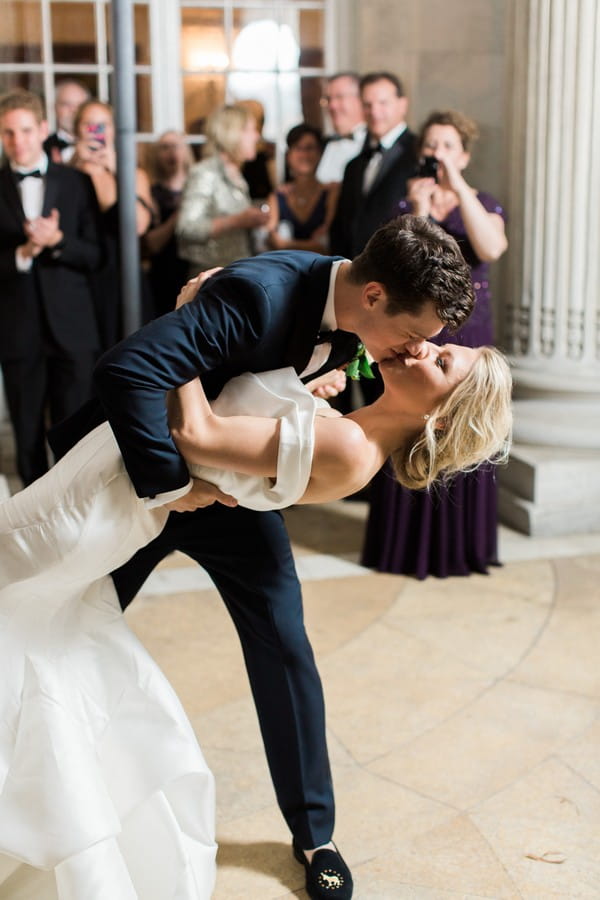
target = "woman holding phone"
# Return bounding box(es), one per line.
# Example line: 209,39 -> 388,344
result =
71,100 -> 155,348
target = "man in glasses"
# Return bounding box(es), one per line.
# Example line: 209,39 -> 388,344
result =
316,71 -> 367,184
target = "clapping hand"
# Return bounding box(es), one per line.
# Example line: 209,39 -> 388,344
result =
24,208 -> 63,251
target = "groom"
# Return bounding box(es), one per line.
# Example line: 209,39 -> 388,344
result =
53,215 -> 473,899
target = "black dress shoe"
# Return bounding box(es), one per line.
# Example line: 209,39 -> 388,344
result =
293,839 -> 353,898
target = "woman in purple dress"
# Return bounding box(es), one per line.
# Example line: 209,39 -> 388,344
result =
362,110 -> 508,578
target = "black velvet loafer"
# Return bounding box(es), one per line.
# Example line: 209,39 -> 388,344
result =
293,839 -> 353,898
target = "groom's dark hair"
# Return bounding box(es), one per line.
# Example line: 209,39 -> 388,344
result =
349,215 -> 474,332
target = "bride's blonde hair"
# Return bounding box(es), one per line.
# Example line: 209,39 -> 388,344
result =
392,346 -> 513,490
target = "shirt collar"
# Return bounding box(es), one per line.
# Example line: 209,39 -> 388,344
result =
56,128 -> 74,144
377,122 -> 407,151
12,152 -> 49,176
322,258 -> 349,330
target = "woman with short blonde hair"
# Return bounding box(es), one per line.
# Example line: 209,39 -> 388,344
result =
176,104 -> 270,272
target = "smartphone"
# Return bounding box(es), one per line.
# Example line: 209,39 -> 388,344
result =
416,156 -> 439,180
85,122 -> 106,150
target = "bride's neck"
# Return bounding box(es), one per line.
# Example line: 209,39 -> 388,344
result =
347,396 -> 423,460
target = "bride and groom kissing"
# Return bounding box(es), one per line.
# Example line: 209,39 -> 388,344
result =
0,215 -> 512,899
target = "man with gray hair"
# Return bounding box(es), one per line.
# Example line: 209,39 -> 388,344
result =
316,72 -> 366,183
43,78 -> 90,163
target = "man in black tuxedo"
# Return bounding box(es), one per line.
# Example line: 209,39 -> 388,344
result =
43,78 -> 90,164
330,72 -> 418,413
0,89 -> 102,485
51,218 -> 474,899
330,71 -> 416,261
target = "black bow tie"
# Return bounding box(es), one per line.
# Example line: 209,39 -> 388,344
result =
316,329 -> 360,362
14,169 -> 43,182
364,142 -> 384,160
55,137 -> 72,150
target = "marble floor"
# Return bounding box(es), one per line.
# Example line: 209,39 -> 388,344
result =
124,502 -> 600,900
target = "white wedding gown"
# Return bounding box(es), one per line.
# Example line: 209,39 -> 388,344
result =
0,368 -> 320,900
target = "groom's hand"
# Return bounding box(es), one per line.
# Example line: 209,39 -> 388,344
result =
165,478 -> 238,512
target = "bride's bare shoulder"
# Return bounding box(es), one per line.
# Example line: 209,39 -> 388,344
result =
303,416 -> 374,502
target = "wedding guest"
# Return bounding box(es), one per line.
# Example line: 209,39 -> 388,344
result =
71,99 -> 155,346
266,123 -> 338,254
43,78 -> 90,164
330,71 -> 416,260
237,98 -> 277,203
0,88 -> 101,485
316,72 -> 366,184
362,110 -> 509,578
142,130 -> 193,316
176,104 -> 269,273
330,72 -> 417,413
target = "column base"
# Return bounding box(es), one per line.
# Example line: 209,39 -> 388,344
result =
498,443 -> 600,536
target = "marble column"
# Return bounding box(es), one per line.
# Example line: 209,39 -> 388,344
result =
499,0 -> 600,535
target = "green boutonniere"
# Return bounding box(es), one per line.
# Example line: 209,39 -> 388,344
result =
345,342 -> 375,380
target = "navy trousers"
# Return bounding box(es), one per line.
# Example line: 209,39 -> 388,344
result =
112,502 -> 335,848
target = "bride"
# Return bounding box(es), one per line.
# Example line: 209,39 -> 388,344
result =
0,326 -> 512,899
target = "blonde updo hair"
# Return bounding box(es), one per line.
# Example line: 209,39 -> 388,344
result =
204,104 -> 254,166
391,346 -> 513,490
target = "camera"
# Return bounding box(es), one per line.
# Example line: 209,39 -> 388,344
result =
415,156 -> 439,180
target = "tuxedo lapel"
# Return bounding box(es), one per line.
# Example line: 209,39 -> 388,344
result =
282,257 -> 336,373
367,130 -> 413,196
303,329 -> 360,383
0,165 -> 25,227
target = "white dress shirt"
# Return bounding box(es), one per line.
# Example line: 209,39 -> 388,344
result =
362,122 -> 407,194
13,153 -> 48,272
316,124 -> 367,184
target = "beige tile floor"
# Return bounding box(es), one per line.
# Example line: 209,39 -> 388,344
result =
124,502 -> 600,900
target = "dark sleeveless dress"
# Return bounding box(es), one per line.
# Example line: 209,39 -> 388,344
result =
276,188 -> 328,239
361,192 -> 507,579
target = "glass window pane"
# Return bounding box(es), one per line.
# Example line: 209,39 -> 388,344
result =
0,1 -> 43,63
300,75 -> 324,128
133,4 -> 150,66
298,10 -> 324,67
106,3 -> 152,65
232,8 -> 299,72
51,3 -> 96,64
135,73 -> 152,131
0,71 -> 44,95
54,72 -> 98,99
182,73 -> 226,134
181,8 -> 227,71
107,73 -> 153,132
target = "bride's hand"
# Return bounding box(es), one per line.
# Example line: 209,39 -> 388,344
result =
165,477 -> 238,511
305,368 -> 347,398
176,268 -> 223,308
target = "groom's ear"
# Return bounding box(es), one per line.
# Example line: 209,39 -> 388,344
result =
362,281 -> 387,310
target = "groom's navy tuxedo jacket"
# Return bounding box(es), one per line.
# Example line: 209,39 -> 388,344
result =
51,250 -> 359,500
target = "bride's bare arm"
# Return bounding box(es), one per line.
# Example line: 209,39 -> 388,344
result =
169,375 -> 383,501
168,377 -> 282,477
